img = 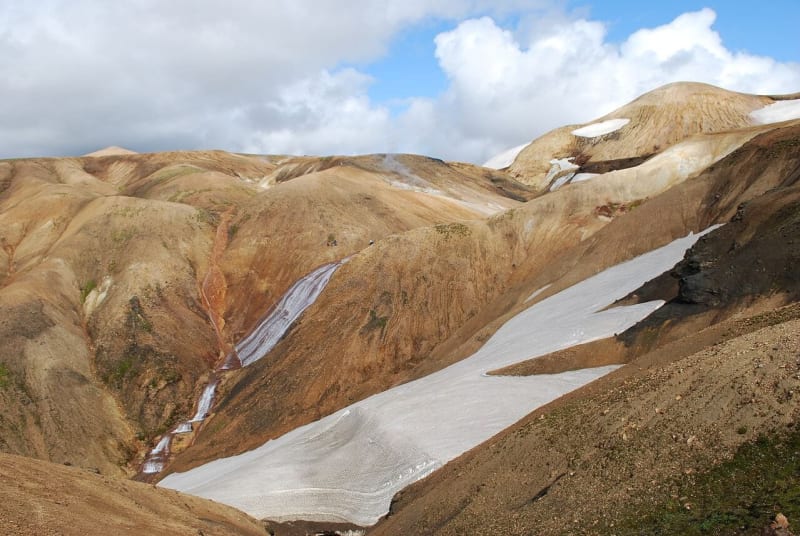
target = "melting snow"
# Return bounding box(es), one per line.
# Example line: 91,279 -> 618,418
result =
82,276 -> 113,317
142,435 -> 171,474
571,172 -> 600,183
549,172 -> 576,191
749,99 -> 800,125
233,262 -> 342,367
175,422 -> 193,434
546,158 -> 579,191
190,380 -> 219,422
142,262 -> 344,475
483,143 -> 528,169
571,118 -> 630,138
161,228 -> 717,526
524,284 -> 551,303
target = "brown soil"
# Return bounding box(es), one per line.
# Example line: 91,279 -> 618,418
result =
370,306 -> 800,535
0,452 -> 268,535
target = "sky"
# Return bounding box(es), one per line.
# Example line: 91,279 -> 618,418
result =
1,1 -> 798,163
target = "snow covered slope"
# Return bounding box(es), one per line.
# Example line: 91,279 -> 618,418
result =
160,229 -> 714,525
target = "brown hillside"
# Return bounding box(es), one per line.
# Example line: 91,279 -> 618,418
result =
370,305 -> 800,535
167,121 -> 797,474
508,82 -> 773,191
0,452 -> 268,536
0,149 -> 525,476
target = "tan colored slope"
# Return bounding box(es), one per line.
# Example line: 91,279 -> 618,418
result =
369,306 -> 800,536
0,149 -> 524,477
0,453 -> 268,536
167,120 -> 797,476
508,82 -> 773,190
83,145 -> 138,157
217,164 -> 504,341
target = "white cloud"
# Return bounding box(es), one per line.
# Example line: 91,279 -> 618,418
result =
0,4 -> 798,162
423,8 -> 800,162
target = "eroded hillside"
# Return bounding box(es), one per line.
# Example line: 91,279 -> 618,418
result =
0,82 -> 798,534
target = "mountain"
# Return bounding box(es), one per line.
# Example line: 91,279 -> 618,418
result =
0,82 -> 798,534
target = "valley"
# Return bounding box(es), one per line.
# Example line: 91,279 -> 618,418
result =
1,82 -> 798,535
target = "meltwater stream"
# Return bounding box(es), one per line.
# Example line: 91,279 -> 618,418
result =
141,261 -> 343,474
160,229 -> 718,524
232,262 -> 342,368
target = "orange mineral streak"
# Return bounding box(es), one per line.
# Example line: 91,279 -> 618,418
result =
200,209 -> 234,365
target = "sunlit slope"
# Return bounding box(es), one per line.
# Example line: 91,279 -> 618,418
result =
506,82 -> 778,191
0,150 -> 520,476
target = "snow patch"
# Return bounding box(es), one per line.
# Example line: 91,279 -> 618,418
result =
749,99 -> 800,125
174,422 -> 193,434
142,435 -> 171,474
571,118 -> 630,138
524,284 -> 551,303
232,262 -> 342,367
483,143 -> 528,169
161,228 -> 717,526
571,172 -> 600,183
190,381 -> 218,422
546,157 -> 579,191
549,172 -> 576,191
82,276 -> 113,317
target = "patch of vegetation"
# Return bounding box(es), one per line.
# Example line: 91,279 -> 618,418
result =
111,206 -> 145,218
434,222 -> 471,240
0,363 -> 9,389
363,309 -> 389,333
615,430 -> 800,535
151,165 -> 203,184
108,356 -> 135,388
128,296 -> 153,334
167,187 -> 214,203
110,228 -> 134,244
193,207 -> 219,226
79,279 -> 97,303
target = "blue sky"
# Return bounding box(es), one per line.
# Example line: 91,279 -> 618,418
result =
361,1 -> 800,108
1,1 -> 799,162
586,1 -> 799,60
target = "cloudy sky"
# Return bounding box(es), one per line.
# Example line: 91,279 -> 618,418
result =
2,1 -> 799,163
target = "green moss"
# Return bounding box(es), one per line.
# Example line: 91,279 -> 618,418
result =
615,430 -> 800,535
108,356 -> 135,388
434,222 -> 471,240
194,208 -> 219,227
79,279 -> 97,303
151,165 -> 202,184
0,363 -> 9,389
363,309 -> 389,333
110,228 -> 134,244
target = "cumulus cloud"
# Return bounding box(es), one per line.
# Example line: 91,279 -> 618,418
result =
425,8 -> 800,162
0,0 -> 529,157
0,4 -> 798,162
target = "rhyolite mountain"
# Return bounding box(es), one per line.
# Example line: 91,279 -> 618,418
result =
0,82 -> 798,535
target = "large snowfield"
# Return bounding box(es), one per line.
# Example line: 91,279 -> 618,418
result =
750,99 -> 800,125
161,229 -> 714,526
483,143 -> 529,169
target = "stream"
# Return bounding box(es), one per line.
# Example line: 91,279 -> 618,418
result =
141,260 -> 343,474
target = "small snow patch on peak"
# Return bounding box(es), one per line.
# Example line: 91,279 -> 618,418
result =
83,146 -> 138,157
483,143 -> 528,169
571,118 -> 630,138
749,99 -> 800,125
